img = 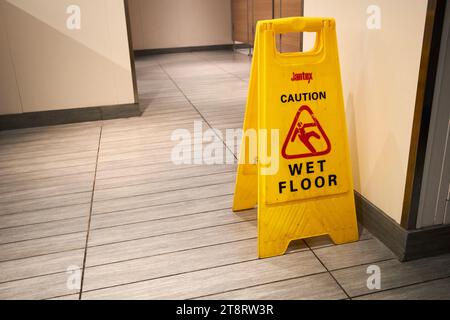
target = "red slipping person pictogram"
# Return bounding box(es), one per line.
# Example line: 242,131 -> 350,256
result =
282,105 -> 331,159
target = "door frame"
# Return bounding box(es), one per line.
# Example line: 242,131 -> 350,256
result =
123,0 -> 139,104
401,0 -> 448,229
416,0 -> 450,228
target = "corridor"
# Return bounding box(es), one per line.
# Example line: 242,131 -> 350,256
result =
0,50 -> 449,300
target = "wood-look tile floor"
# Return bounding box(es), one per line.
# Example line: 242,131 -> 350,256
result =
1,50 -> 449,300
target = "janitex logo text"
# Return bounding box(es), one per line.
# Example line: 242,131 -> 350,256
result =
291,72 -> 313,83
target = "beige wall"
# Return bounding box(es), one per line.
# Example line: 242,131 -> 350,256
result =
304,0 -> 428,224
0,0 -> 135,115
128,0 -> 233,50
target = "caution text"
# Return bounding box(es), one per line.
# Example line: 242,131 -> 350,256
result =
281,91 -> 327,104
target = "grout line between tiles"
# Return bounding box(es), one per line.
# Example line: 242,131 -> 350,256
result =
90,192 -> 234,217
189,257 -> 397,300
0,199 -> 93,218
0,229 -> 89,246
157,62 -> 238,161
0,214 -> 88,230
193,52 -> 250,83
0,247 -> 86,264
91,181 -> 234,206
79,127 -> 103,300
80,245 -> 310,296
0,148 -> 100,164
96,157 -> 231,173
0,205 -> 237,244
89,206 -> 236,231
85,237 -> 258,270
304,240 -> 352,300
189,271 -> 330,300
93,169 -> 236,193
95,164 -> 236,183
351,274 -> 450,299
0,189 -> 96,206
0,167 -> 96,184
5,52 -> 444,300
0,154 -> 100,174
0,229 -> 374,266
86,219 -> 257,250
0,238 -> 259,286
80,250 -> 395,298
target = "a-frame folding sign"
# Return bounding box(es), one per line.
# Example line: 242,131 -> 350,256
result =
233,17 -> 359,258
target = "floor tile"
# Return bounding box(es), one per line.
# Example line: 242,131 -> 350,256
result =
199,273 -> 346,300
313,238 -> 395,271
332,253 -> 450,297
355,277 -> 450,300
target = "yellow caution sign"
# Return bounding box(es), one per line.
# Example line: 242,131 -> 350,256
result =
233,17 -> 359,258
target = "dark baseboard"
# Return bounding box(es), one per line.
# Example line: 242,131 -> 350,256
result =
231,43 -> 253,49
355,192 -> 408,260
134,43 -> 250,56
406,224 -> 450,260
0,103 -> 141,131
355,191 -> 450,261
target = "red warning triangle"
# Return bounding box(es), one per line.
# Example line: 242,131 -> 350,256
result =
282,105 -> 331,160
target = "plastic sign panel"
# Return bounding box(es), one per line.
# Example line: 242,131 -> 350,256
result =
233,17 -> 359,258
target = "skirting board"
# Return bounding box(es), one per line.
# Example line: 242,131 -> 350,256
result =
355,191 -> 450,261
0,103 -> 141,131
134,44 -> 251,56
